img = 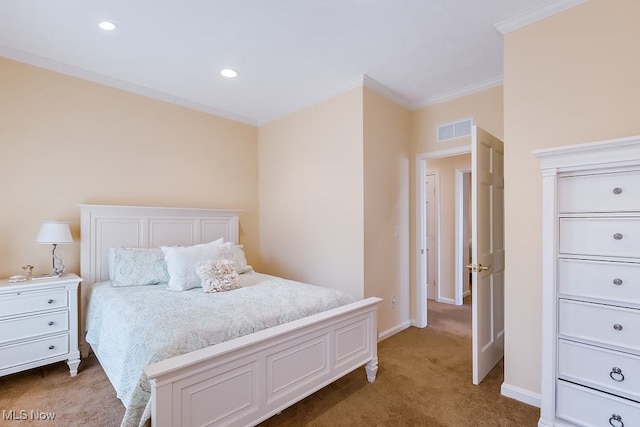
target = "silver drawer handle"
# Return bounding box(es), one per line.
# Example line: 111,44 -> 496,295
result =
613,233 -> 623,240
48,299 -> 54,304
613,278 -> 623,286
48,321 -> 54,326
609,414 -> 624,427
610,367 -> 625,382
613,187 -> 623,195
613,323 -> 623,331
48,345 -> 55,350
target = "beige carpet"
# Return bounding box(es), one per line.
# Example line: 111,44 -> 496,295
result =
0,300 -> 539,426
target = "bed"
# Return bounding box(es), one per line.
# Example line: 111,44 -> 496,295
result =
79,204 -> 381,427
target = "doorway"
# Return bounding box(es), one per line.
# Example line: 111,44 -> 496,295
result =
415,145 -> 470,327
422,152 -> 471,306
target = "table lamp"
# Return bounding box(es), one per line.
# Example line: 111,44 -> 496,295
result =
36,221 -> 73,276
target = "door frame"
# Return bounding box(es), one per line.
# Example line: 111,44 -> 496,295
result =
415,145 -> 471,327
424,170 -> 440,302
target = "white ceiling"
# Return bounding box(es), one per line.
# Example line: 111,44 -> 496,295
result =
0,1 -> 581,125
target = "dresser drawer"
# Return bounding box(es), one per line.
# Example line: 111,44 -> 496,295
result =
559,170 -> 640,213
0,311 -> 68,345
0,287 -> 68,318
559,259 -> 640,306
558,299 -> 640,353
0,334 -> 69,370
558,339 -> 640,401
559,217 -> 640,259
556,380 -> 640,427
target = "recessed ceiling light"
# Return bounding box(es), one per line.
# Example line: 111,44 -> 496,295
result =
220,68 -> 238,78
99,21 -> 117,31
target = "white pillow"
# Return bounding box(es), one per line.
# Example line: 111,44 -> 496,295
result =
161,238 -> 224,291
217,242 -> 253,274
109,247 -> 169,287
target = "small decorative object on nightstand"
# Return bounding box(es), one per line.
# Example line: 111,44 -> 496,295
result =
0,274 -> 83,377
22,264 -> 34,280
36,221 -> 73,276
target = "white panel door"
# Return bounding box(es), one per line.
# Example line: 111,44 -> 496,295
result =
471,126 -> 505,385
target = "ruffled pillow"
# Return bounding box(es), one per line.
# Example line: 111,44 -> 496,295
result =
197,259 -> 240,293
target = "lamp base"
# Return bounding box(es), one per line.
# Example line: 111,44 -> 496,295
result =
52,247 -> 66,276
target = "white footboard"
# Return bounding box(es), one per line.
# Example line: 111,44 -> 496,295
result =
144,297 -> 381,427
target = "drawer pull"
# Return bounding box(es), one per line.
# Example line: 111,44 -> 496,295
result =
48,345 -> 55,350
610,367 -> 625,382
613,233 -> 623,240
609,414 -> 624,427
48,321 -> 54,326
48,299 -> 54,304
613,323 -> 624,331
613,187 -> 623,195
613,278 -> 623,286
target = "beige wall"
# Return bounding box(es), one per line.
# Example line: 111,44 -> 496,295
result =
363,87 -> 411,334
258,88 -> 365,299
410,86 -> 504,319
259,87 -> 412,334
0,58 -> 259,280
425,154 -> 471,302
503,0 -> 640,396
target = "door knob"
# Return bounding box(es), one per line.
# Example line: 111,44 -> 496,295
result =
466,264 -> 491,272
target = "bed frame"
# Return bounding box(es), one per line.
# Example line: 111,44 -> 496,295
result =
80,204 -> 381,427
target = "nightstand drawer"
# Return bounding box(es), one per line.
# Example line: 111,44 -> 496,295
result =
0,311 -> 69,345
558,299 -> 640,353
559,217 -> 640,259
556,380 -> 640,427
0,334 -> 69,370
559,170 -> 640,213
558,339 -> 640,401
0,287 -> 68,317
558,259 -> 640,306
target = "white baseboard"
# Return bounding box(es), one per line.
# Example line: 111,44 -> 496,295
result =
437,297 -> 455,304
501,382 -> 541,408
378,320 -> 412,341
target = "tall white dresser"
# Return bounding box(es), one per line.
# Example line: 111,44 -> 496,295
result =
535,135 -> 640,426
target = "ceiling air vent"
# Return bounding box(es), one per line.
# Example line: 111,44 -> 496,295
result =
437,118 -> 474,142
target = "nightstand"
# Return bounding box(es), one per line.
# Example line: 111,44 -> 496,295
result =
0,273 -> 83,377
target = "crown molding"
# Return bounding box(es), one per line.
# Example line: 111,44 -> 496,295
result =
412,76 -> 503,110
0,46 -> 258,126
361,74 -> 413,109
494,0 -> 588,34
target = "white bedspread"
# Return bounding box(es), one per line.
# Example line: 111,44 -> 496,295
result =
85,272 -> 357,427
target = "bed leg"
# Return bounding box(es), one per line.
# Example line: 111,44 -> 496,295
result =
365,357 -> 378,383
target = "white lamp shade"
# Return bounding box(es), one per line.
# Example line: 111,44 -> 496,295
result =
36,222 -> 73,244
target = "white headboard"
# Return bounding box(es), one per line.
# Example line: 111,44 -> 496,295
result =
80,204 -> 240,286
